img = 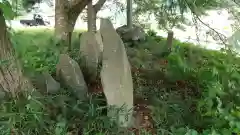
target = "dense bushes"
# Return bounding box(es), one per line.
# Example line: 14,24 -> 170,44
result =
129,30 -> 240,134
0,29 -> 239,134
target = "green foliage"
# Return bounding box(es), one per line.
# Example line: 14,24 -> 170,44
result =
10,29 -> 82,74
129,31 -> 240,134
11,30 -> 58,74
133,0 -> 225,30
21,0 -> 42,9
11,0 -> 43,12
0,88 -> 118,134
2,29 -> 240,134
0,0 -> 15,20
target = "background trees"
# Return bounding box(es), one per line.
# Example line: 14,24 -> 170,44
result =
133,0 -> 225,30
1,0 -> 240,134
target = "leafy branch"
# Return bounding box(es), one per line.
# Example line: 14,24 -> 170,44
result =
182,0 -> 228,47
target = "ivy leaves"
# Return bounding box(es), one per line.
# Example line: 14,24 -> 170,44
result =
0,0 -> 15,20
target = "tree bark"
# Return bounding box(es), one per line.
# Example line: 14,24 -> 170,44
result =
127,0 -> 133,29
166,30 -> 174,51
55,0 -> 90,50
87,0 -> 106,32
87,0 -> 96,32
0,10 -> 31,97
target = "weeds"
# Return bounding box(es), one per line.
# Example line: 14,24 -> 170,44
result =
0,29 -> 239,134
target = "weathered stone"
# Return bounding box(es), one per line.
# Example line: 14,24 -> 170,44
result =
116,25 -> 146,42
95,30 -> 103,66
0,86 -> 5,99
43,72 -> 60,93
56,54 -> 88,99
80,32 -> 102,81
100,18 -> 134,127
95,30 -> 104,52
31,73 -> 46,91
31,72 -> 60,94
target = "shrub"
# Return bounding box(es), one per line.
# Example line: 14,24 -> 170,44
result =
3,29 -> 239,134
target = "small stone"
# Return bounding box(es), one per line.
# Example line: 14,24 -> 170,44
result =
56,54 -> 88,100
31,72 -> 60,94
116,25 -> 146,42
0,90 -> 5,99
43,72 -> 60,93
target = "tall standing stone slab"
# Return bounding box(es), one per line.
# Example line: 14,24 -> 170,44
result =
95,30 -> 104,53
100,18 -> 134,127
80,31 -> 102,81
95,30 -> 103,65
56,54 -> 88,99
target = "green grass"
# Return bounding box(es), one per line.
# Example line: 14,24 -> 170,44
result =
0,28 -> 240,135
11,29 -> 82,74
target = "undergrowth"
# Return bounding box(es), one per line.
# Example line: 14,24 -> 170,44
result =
0,29 -> 239,134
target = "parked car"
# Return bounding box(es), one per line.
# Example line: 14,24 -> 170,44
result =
20,14 -> 50,26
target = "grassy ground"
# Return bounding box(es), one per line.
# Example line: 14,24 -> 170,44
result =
0,29 -> 240,135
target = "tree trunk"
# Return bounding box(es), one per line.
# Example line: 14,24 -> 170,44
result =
87,1 -> 97,32
87,0 -> 106,32
55,0 -> 90,50
55,0 -> 75,51
0,10 -> 31,97
166,30 -> 174,51
127,0 -> 133,29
